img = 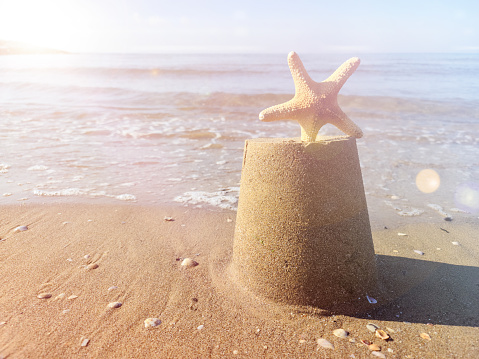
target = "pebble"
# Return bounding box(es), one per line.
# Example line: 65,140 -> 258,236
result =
107,302 -> 122,309
317,338 -> 334,350
197,325 -> 204,330
80,338 -> 90,347
372,352 -> 386,358
181,258 -> 199,268
144,318 -> 162,328
14,225 -> 28,232
86,263 -> 99,270
333,328 -> 349,338
451,241 -> 460,246
413,250 -> 425,255
226,218 -> 233,223
397,232 -> 408,236
366,323 -> 379,332
37,293 -> 52,299
444,217 -> 452,221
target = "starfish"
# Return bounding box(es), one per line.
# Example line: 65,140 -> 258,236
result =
259,51 -> 363,142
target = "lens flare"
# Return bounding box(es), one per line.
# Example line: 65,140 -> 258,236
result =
455,183 -> 479,213
416,169 -> 440,193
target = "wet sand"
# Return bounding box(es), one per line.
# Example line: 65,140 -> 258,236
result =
0,204 -> 478,358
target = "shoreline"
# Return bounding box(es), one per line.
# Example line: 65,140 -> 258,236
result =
0,203 -> 478,358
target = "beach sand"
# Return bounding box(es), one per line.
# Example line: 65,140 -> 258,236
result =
0,203 -> 478,358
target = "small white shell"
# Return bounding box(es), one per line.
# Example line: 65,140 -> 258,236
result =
317,338 -> 334,350
366,295 -> 378,304
37,293 -> 52,299
366,323 -> 379,332
144,318 -> 162,328
413,250 -> 425,255
333,328 -> 348,338
107,302 -> 122,309
14,225 -> 28,232
181,258 -> 198,268
371,351 -> 386,358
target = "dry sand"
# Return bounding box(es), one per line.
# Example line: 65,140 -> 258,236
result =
0,203 -> 478,358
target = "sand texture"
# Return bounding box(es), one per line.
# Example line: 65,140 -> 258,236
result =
0,204 -> 478,358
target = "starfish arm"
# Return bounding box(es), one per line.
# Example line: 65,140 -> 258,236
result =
288,51 -> 315,93
259,98 -> 304,122
327,107 -> 363,138
324,57 -> 360,90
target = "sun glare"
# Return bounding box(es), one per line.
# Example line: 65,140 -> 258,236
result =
0,0 -> 97,52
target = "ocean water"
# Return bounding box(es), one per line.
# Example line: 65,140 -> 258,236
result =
1,53 -> 478,223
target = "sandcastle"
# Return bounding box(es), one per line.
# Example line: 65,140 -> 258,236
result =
231,52 -> 377,311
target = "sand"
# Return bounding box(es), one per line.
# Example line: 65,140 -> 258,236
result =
0,203 -> 478,358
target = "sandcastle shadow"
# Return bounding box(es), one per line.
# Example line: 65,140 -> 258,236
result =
359,255 -> 479,327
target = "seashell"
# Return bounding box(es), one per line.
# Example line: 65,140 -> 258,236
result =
144,318 -> 162,328
366,323 -> 379,332
181,258 -> 198,268
451,241 -> 459,246
361,339 -> 372,346
37,293 -> 52,299
317,338 -> 334,350
375,329 -> 389,340
108,286 -> 118,291
197,324 -> 204,330
397,232 -> 408,236
164,216 -> 175,221
368,343 -> 381,351
14,225 -> 28,232
67,295 -> 78,300
87,263 -> 99,270
54,293 -> 66,300
371,352 -> 386,358
420,332 -> 431,341
107,301 -> 122,309
333,328 -> 349,338
80,338 -> 90,347
366,295 -> 377,304
413,249 -> 425,255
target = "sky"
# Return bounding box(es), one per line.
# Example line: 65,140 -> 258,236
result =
0,0 -> 478,53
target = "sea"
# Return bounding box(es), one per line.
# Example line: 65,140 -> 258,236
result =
1,53 -> 478,225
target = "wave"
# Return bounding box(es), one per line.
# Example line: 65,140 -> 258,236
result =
2,79 -> 477,121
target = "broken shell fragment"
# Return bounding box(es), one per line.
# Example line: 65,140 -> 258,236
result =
420,332 -> 431,341
317,338 -> 334,350
375,329 -> 390,340
144,318 -> 162,328
372,352 -> 386,358
14,225 -> 28,232
368,343 -> 381,351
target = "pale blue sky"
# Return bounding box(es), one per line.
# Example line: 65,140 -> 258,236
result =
0,0 -> 478,53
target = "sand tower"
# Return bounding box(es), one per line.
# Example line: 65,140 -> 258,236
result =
231,52 -> 377,310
